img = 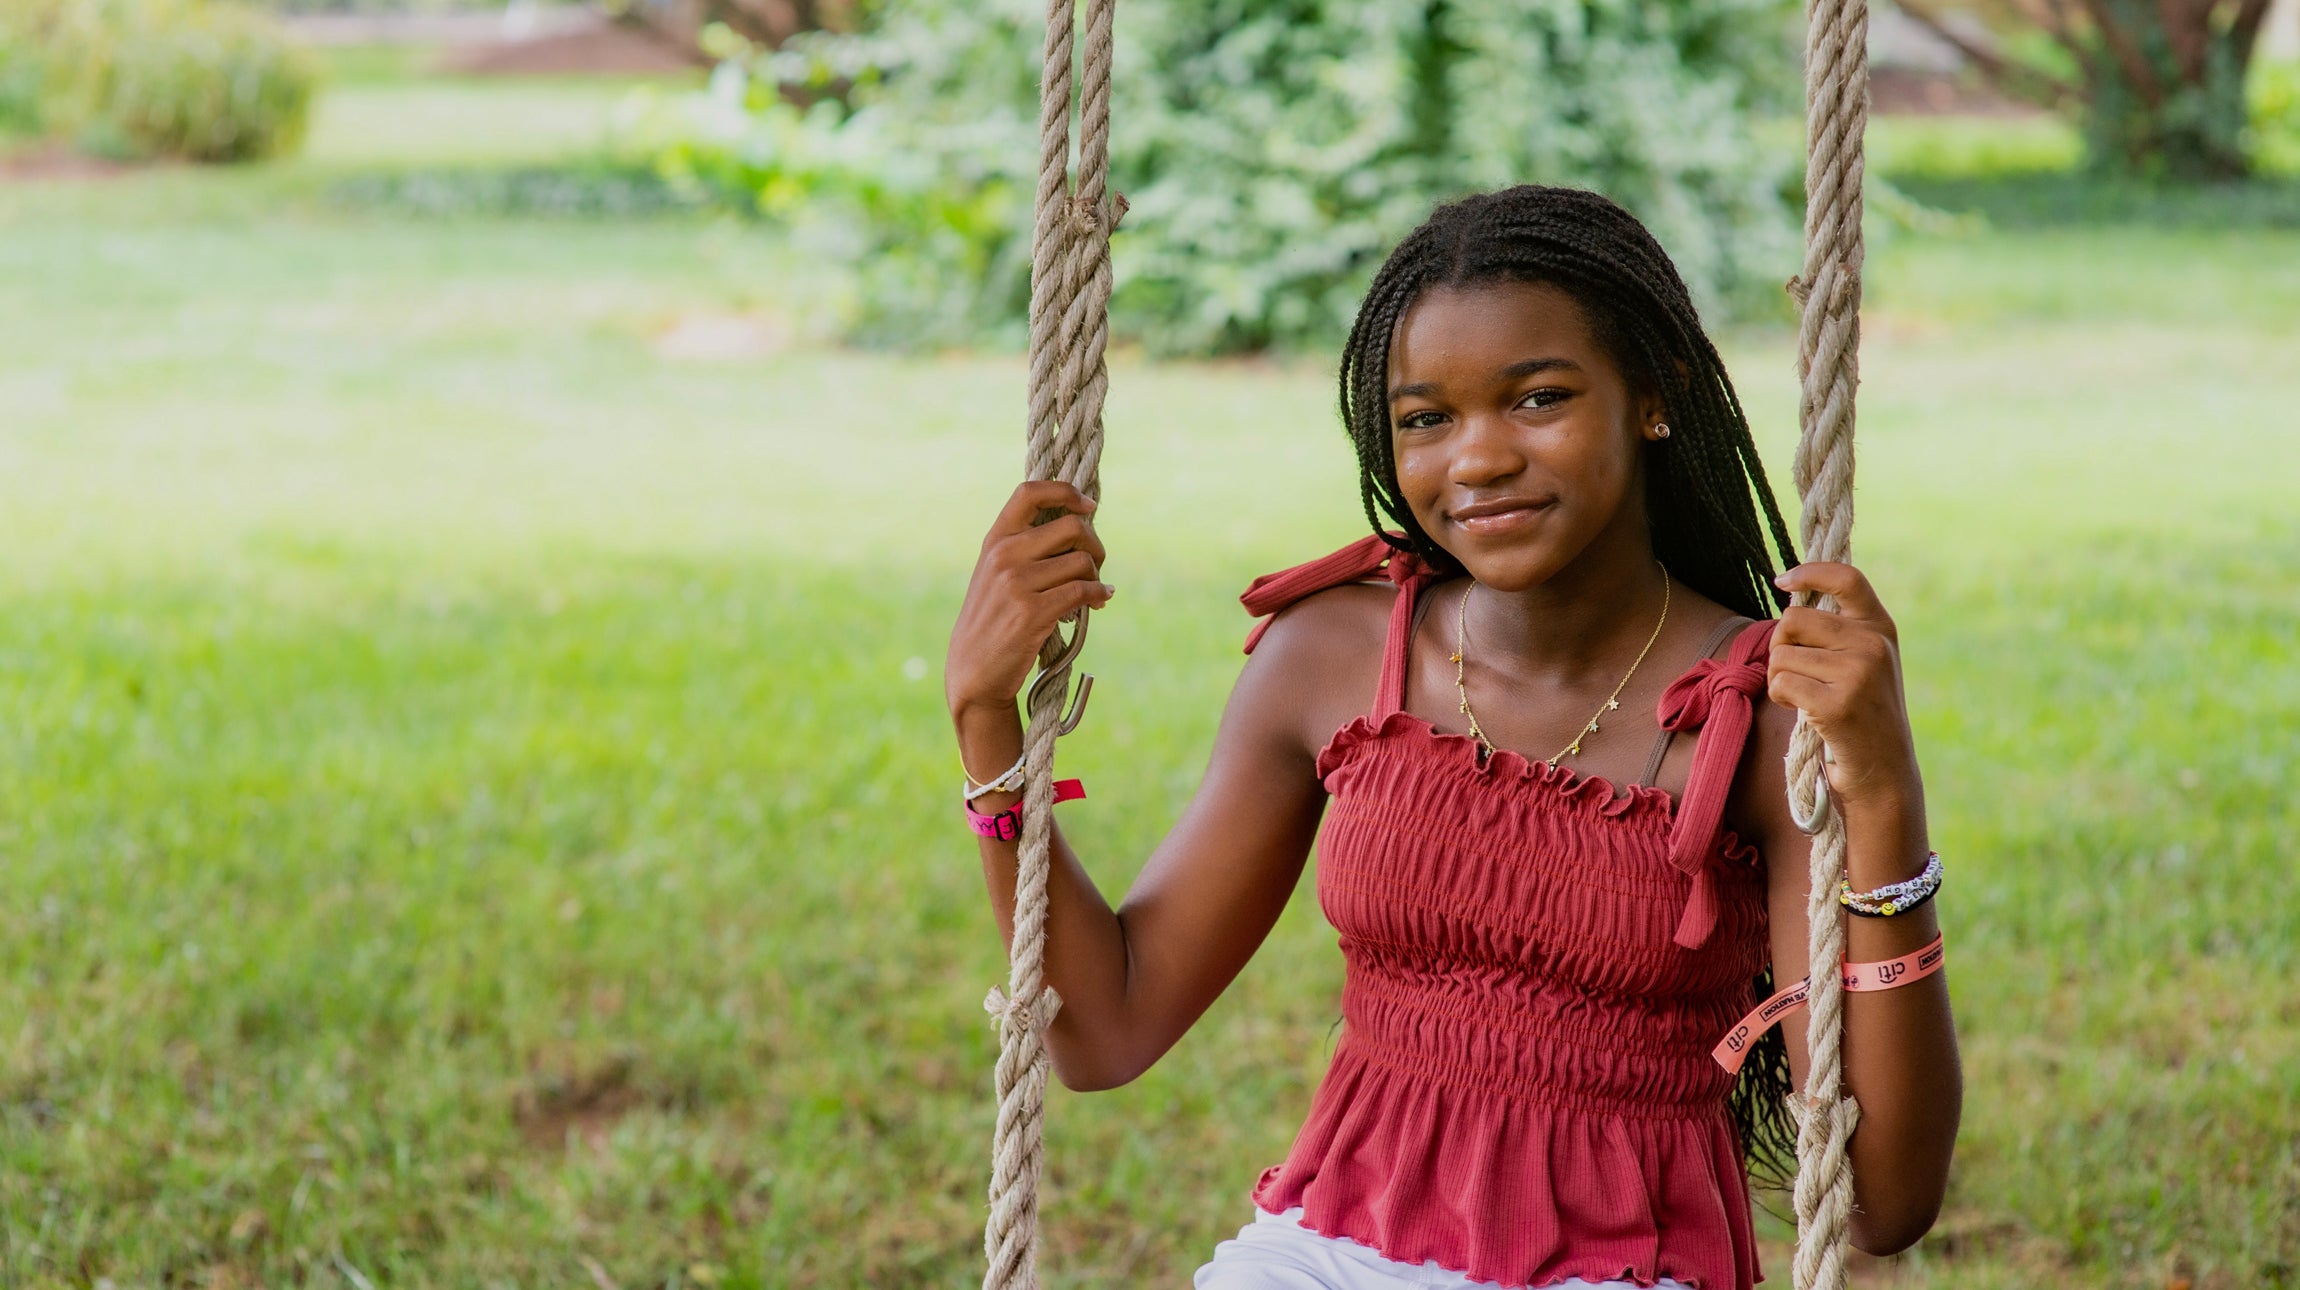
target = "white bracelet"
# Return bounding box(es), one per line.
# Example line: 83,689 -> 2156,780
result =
962,753 -> 1027,804
1838,851 -> 1944,917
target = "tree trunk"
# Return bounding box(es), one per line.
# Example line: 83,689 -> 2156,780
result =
1897,0 -> 2274,179
2075,0 -> 2257,177
619,0 -> 862,58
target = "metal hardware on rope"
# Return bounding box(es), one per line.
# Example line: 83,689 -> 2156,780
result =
1789,743 -> 1835,836
1027,614 -> 1095,738
1788,0 -> 1868,1281
1789,774 -> 1832,836
984,0 -> 1121,1285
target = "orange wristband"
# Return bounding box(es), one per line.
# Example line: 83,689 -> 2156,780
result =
1712,934 -> 1945,1074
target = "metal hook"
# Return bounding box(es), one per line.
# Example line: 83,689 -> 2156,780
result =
1026,609 -> 1095,737
1790,775 -> 1832,836
1048,605 -> 1090,668
1054,673 -> 1094,736
1789,738 -> 1837,835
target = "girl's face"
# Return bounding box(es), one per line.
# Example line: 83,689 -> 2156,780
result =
1386,280 -> 1662,591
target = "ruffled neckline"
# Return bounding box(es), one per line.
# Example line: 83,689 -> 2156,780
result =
1318,709 -> 1677,818
1316,709 -> 1760,865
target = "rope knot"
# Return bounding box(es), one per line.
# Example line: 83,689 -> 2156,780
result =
1068,192 -> 1128,236
1788,1090 -> 1861,1138
1790,260 -> 1864,315
984,983 -> 1064,1036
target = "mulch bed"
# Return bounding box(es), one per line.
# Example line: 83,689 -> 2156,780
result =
438,17 -> 704,77
0,143 -> 142,180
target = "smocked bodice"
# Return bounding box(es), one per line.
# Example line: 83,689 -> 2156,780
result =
1238,535 -> 1777,1290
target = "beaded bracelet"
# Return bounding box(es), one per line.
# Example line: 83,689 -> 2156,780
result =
1838,851 -> 1943,917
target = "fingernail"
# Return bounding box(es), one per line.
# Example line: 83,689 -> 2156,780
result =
1773,573 -> 1791,589
1101,583 -> 1116,598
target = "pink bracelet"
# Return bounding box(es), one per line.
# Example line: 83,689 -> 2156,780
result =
966,779 -> 1085,842
1712,934 -> 1945,1074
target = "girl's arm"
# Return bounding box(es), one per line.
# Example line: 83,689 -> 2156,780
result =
1739,561 -> 1962,1256
946,481 -> 1366,1092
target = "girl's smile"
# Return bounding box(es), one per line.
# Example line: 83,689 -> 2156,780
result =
1448,493 -> 1557,535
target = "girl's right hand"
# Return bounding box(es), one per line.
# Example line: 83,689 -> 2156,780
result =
945,480 -> 1114,719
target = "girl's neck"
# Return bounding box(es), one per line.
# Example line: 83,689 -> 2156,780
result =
1465,532 -> 1671,682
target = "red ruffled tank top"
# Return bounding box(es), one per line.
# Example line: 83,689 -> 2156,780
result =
1240,535 -> 1779,1290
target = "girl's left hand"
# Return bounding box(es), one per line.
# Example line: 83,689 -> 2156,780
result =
1766,561 -> 1920,808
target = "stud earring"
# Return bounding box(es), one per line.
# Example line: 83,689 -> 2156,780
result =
1652,422 -> 1673,440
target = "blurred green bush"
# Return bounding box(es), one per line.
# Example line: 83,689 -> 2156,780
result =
0,0 -> 315,161
628,0 -> 1798,354
2256,60 -> 2300,176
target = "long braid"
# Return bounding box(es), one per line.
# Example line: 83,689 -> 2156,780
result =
1342,268 -> 1449,565
1337,183 -> 1801,1183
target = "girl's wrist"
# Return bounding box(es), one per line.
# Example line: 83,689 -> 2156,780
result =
1822,733 -> 1919,804
1843,823 -> 1929,878
1834,768 -> 1932,892
951,696 -> 1026,798
950,692 -> 1021,732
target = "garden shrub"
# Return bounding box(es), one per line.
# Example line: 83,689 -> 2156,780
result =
638,0 -> 1798,354
2256,60 -> 2300,176
1,0 -> 315,162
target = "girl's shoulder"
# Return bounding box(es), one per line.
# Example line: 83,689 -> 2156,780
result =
1236,575 -> 1403,761
1245,578 -> 1395,683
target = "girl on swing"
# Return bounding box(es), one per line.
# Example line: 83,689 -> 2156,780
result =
947,185 -> 1960,1290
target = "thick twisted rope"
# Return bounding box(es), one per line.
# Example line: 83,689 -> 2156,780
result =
1786,0 -> 1868,1284
983,0 -> 1120,1285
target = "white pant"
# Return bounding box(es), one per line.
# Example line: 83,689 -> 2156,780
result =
1194,1208 -> 1693,1290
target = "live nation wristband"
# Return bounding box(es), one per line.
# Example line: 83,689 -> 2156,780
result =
966,779 -> 1086,842
1711,934 -> 1946,1074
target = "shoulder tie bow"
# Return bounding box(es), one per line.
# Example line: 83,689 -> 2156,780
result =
1654,619 -> 1777,949
1240,533 -> 1430,654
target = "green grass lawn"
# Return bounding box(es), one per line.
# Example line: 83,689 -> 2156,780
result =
1,73 -> 2297,1289
303,78 -> 688,170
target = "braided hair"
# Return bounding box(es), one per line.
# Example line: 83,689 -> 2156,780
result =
1339,184 -> 1801,1183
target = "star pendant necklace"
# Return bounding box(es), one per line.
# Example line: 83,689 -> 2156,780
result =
1451,567 -> 1672,766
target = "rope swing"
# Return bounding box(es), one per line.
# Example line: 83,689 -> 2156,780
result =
981,0 -> 1119,1284
980,0 -> 1869,1281
1785,0 -> 1870,1281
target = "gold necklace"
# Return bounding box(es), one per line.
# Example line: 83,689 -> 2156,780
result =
1451,569 -> 1672,766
